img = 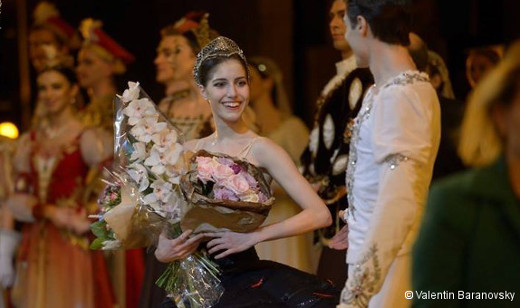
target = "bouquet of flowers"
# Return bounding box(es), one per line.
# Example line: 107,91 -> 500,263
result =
91,82 -> 222,308
180,150 -> 275,234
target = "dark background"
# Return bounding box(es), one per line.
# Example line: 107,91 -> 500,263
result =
1,0 -> 519,133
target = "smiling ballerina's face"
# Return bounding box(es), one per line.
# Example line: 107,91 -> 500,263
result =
37,70 -> 78,116
201,59 -> 250,124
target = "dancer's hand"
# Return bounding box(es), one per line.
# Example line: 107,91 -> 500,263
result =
155,230 -> 205,263
328,224 -> 349,250
69,208 -> 91,235
204,231 -> 257,259
44,206 -> 73,229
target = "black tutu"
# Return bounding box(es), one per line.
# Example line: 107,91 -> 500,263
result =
160,247 -> 340,308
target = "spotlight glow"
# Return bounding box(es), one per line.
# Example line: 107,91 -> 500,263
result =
0,122 -> 19,139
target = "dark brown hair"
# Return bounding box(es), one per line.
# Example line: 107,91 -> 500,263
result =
346,0 -> 411,45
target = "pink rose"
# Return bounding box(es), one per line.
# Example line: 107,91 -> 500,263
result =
196,157 -> 216,183
216,157 -> 234,166
240,171 -> 258,187
196,156 -> 213,165
213,164 -> 235,183
230,164 -> 242,174
225,174 -> 250,195
213,187 -> 239,201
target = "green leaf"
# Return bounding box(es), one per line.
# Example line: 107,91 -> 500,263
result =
91,221 -> 108,238
90,237 -> 105,250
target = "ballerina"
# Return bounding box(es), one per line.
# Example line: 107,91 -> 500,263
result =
155,36 -> 340,308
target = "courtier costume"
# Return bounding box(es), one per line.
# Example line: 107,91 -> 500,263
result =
300,56 -> 372,285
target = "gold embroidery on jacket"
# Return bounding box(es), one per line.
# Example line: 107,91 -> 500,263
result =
341,245 -> 381,307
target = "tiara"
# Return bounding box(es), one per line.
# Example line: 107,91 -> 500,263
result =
193,36 -> 247,86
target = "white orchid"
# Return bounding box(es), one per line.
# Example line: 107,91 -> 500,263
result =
144,148 -> 167,175
130,142 -> 147,162
142,193 -> 161,212
115,82 -> 190,222
130,117 -> 167,143
118,81 -> 140,103
165,145 -> 183,166
150,179 -> 173,203
151,129 -> 178,153
144,144 -> 184,176
102,239 -> 121,250
123,98 -> 157,125
127,163 -> 150,192
165,164 -> 182,185
161,194 -> 184,220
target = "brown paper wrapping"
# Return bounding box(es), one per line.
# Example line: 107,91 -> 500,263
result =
104,187 -> 165,248
180,150 -> 274,234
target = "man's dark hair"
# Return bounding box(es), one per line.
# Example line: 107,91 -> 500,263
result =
346,0 -> 412,45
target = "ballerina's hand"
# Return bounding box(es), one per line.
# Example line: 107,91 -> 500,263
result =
328,224 -> 349,250
204,231 -> 257,259
155,230 -> 205,263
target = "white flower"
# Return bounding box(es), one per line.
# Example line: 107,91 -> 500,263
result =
127,163 -> 150,192
119,81 -> 140,103
130,142 -> 147,162
151,129 -> 178,153
142,193 -> 161,212
102,239 -> 121,250
165,145 -> 183,166
144,148 -> 166,175
123,98 -> 156,126
167,175 -> 180,185
130,117 -> 167,143
150,179 -> 173,203
165,164 -> 183,184
144,145 -> 183,176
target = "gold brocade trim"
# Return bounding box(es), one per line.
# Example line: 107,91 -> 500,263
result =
34,154 -> 60,203
55,178 -> 91,250
36,223 -> 47,307
341,245 -> 381,308
81,94 -> 115,130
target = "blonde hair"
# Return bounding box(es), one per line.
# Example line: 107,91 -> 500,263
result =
458,41 -> 520,167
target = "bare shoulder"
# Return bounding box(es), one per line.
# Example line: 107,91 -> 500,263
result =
250,136 -> 289,167
183,136 -> 209,152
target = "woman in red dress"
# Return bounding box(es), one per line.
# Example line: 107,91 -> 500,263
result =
6,64 -> 115,308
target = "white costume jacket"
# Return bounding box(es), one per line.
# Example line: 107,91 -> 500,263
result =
340,71 -> 440,308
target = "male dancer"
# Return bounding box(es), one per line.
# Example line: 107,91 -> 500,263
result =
336,0 -> 440,307
300,0 -> 373,286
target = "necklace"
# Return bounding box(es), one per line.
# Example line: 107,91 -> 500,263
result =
44,125 -> 67,139
43,120 -> 73,140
